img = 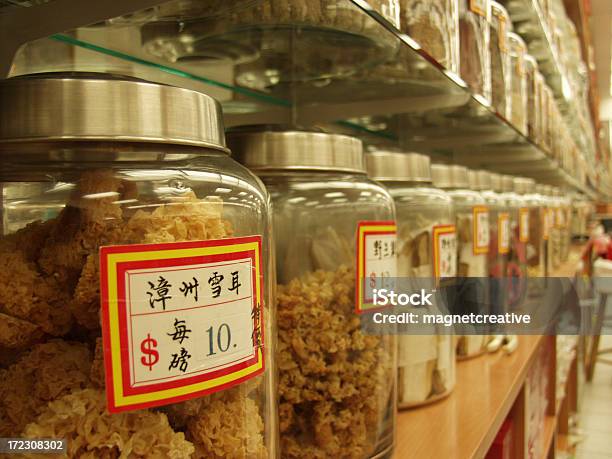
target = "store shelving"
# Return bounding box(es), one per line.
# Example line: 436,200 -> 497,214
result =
396,244 -> 584,459
0,0 -> 599,197
396,335 -> 545,458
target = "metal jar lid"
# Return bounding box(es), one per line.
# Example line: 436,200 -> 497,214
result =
431,164 -> 469,189
0,73 -> 227,151
489,172 -> 503,192
501,175 -> 515,192
513,177 -> 535,194
365,151 -> 431,182
468,169 -> 492,190
228,129 -> 365,173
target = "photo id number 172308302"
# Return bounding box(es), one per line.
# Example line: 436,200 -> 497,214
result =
0,438 -> 66,454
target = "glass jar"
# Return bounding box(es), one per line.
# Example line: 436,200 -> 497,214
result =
535,184 -> 552,276
459,0 -> 491,100
507,32 -> 527,136
142,0 -> 401,89
366,151 -> 456,409
514,178 -> 545,279
500,175 -> 528,309
0,74 -> 277,458
400,0 -> 460,73
489,1 -> 511,119
524,54 -> 539,142
477,172 -> 509,318
432,165 -> 489,359
535,71 -> 547,150
229,129 -> 397,459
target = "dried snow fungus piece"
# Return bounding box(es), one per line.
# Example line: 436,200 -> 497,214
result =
0,340 -> 91,436
162,380 -> 266,458
0,249 -> 72,341
21,389 -> 194,459
123,193 -> 233,244
277,266 -> 394,458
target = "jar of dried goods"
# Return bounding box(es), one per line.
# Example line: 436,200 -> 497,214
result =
230,128 -> 397,459
459,0 -> 491,99
400,0 -> 460,73
507,32 -> 528,135
432,164 -> 489,359
0,73 -> 277,459
366,151 -> 456,409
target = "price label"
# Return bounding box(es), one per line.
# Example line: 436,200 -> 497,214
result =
556,208 -> 565,228
433,225 -> 457,279
541,208 -> 550,241
356,221 -> 397,314
498,213 -> 510,254
100,236 -> 264,413
469,0 -> 487,17
519,208 -> 530,242
473,206 -> 490,255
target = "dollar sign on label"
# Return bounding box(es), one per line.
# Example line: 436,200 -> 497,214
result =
141,333 -> 159,371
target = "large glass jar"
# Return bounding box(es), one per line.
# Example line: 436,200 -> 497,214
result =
500,175 -> 528,309
230,129 -> 397,459
0,74 -> 277,458
366,151 -> 456,409
489,1 -> 511,119
507,32 -> 528,135
142,0 -> 401,89
400,0 -> 460,73
524,54 -> 539,143
459,0 -> 491,99
432,165 -> 489,359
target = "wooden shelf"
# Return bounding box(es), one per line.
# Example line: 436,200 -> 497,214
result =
540,415 -> 557,459
395,336 -> 544,459
394,245 -> 587,459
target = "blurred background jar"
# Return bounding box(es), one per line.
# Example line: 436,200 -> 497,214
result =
488,1 -> 511,119
399,0 -> 460,73
471,171 -> 509,339
432,164 -> 489,360
367,151 -> 456,409
0,73 -> 277,458
230,128 -> 397,459
500,175 -> 528,310
507,32 -> 528,136
458,0 -> 491,100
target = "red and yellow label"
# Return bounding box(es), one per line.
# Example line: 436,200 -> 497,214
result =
100,236 -> 264,413
356,221 -> 397,314
473,206 -> 490,255
519,208 -> 530,242
498,213 -> 510,254
433,224 -> 457,279
469,0 -> 487,17
542,208 -> 550,240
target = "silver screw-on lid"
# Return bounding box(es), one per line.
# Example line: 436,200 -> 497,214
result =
366,151 -> 431,182
0,72 -> 227,151
431,164 -> 469,189
501,175 -> 515,192
467,169 -> 490,191
513,177 -> 535,194
490,172 -> 503,192
228,129 -> 365,173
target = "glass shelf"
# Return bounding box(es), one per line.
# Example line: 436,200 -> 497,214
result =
5,0 -> 597,197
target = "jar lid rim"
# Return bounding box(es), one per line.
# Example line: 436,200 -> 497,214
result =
228,129 -> 366,173
0,73 -> 228,152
